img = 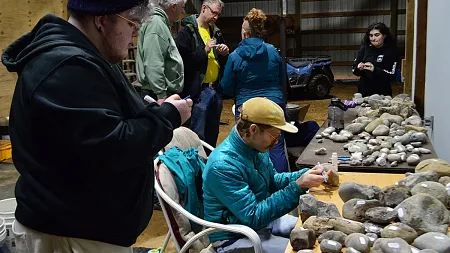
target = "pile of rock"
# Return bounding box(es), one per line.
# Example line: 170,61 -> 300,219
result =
314,94 -> 432,167
290,167 -> 450,253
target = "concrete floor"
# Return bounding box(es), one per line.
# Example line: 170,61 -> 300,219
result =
0,83 -> 403,251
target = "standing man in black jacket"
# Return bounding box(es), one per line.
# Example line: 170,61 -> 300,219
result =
176,0 -> 229,148
1,0 -> 192,252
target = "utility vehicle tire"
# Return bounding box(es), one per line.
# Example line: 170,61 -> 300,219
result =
307,73 -> 331,99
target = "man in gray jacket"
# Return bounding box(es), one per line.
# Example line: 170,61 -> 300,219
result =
136,0 -> 186,104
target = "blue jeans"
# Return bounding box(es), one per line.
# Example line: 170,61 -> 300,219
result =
191,88 -> 223,148
235,104 -> 290,173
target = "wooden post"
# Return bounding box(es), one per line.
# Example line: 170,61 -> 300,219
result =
279,0 -> 287,103
295,0 -> 302,57
391,0 -> 399,38
404,0 -> 415,96
414,0 -> 427,117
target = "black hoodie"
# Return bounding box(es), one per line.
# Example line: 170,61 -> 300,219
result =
1,14 -> 181,247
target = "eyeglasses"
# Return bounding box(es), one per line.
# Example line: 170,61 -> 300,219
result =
258,126 -> 281,144
115,14 -> 141,32
205,5 -> 221,17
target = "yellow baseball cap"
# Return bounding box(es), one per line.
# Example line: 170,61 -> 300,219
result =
240,97 -> 298,133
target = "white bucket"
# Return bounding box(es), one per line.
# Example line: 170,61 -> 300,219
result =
0,198 -> 17,252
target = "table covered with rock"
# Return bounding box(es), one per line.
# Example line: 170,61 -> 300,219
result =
284,161 -> 450,253
296,94 -> 438,174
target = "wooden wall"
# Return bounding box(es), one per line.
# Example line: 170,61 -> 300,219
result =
0,0 -> 68,117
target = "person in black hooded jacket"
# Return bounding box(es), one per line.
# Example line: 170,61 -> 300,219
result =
352,22 -> 400,97
0,0 -> 193,251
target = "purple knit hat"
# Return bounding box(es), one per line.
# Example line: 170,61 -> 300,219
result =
67,0 -> 148,15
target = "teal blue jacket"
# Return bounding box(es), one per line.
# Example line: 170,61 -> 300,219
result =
202,127 -> 308,242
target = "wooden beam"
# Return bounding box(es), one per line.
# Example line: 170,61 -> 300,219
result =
301,45 -> 362,51
302,9 -> 406,19
404,0 -> 415,96
414,0 -> 427,117
301,29 -> 405,35
295,0 -> 302,56
391,0 -> 399,38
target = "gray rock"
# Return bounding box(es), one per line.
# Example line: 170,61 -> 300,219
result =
411,142 -> 423,147
331,135 -> 349,143
363,150 -> 373,157
364,222 -> 384,236
346,123 -> 366,135
418,148 -> 431,154
348,143 -> 368,153
343,199 -> 382,222
320,239 -> 342,253
358,131 -> 371,138
315,134 -> 322,139
390,133 -> 412,145
372,151 -> 381,158
303,216 -> 365,235
438,176 -> 450,186
405,115 -> 423,126
395,193 -> 450,234
340,130 -> 354,139
326,169 -> 340,187
318,139 -> 323,143
323,127 -> 336,134
414,232 -> 450,253
380,153 -> 388,159
372,238 -> 412,253
419,250 -> 439,253
297,250 -> 315,253
396,171 -> 439,189
377,157 -> 387,166
366,233 -> 378,247
365,207 -> 397,223
338,182 -> 381,202
362,157 -> 376,166
369,139 -> 379,145
353,116 -> 370,124
410,132 -> 428,144
388,154 -> 401,162
391,161 -> 399,167
322,132 -> 331,138
299,194 -> 341,222
381,147 -> 390,153
290,227 -> 316,251
394,143 -> 407,153
406,144 -> 414,152
411,181 -> 448,206
345,233 -> 370,253
315,147 -> 327,155
373,125 -> 390,136
410,247 -> 421,253
350,160 -> 362,166
318,231 -> 347,245
347,247 -> 362,253
389,149 -> 399,154
378,185 -> 411,207
381,223 -> 418,243
366,118 -> 384,134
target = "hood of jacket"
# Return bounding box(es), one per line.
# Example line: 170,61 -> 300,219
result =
2,14 -> 102,73
154,7 -> 170,28
236,37 -> 267,61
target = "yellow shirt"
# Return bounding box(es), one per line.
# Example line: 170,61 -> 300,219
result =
198,26 -> 219,83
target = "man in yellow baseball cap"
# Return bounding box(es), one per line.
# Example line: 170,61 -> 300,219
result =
202,97 -> 329,253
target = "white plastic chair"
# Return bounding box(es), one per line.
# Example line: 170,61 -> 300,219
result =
154,127 -> 262,253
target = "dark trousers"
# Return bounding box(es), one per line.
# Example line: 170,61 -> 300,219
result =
191,87 -> 223,149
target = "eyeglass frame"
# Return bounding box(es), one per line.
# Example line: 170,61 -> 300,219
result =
204,4 -> 222,17
257,125 -> 281,144
115,14 -> 141,32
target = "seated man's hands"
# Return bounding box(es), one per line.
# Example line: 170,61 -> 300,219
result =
296,167 -> 331,189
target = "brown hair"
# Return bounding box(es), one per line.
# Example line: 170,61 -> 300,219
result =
236,119 -> 270,138
243,8 -> 266,37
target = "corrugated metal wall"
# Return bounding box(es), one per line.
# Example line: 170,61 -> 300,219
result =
188,0 -> 406,79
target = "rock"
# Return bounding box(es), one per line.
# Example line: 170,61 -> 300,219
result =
405,115 -> 423,126
303,216 -> 365,235
387,154 -> 401,162
372,151 -> 381,158
344,233 -> 370,253
416,159 -> 450,177
411,142 -> 422,147
362,157 -> 376,166
373,125 -> 390,136
338,182 -> 381,202
340,130 -> 354,139
394,143 -> 407,153
407,154 -> 421,166
366,233 -> 378,247
410,132 -> 428,144
322,132 -> 331,138
346,123 -> 366,135
363,150 -> 373,157
315,134 -> 322,139
364,222 -> 384,236
410,246 -> 421,253
439,176 -> 450,186
381,141 -> 393,149
395,193 -> 450,234
318,231 -> 347,245
353,116 -> 370,124
347,247 -> 362,253
378,185 -> 411,207
381,223 -> 418,243
377,157 -> 387,166
411,181 -> 448,206
365,118 -> 384,134
331,135 -> 349,143
418,148 -> 431,154
380,147 -> 390,153
400,153 -> 407,162
396,171 -> 439,189
365,207 -> 397,223
372,238 -> 412,253
406,144 -> 414,152
299,194 -> 341,222
405,125 -> 428,133
389,149 -> 398,154
290,227 -> 316,251
419,250 -> 439,253
414,232 -> 450,253
380,153 -> 388,159
342,199 -> 382,222
350,160 -> 362,166
369,139 -> 379,145
323,127 -> 335,134
297,250 -> 315,253
315,147 -> 327,155
390,161 -> 399,167
318,139 -> 323,143
348,143 -> 368,153
320,239 -> 342,253
412,148 -> 421,155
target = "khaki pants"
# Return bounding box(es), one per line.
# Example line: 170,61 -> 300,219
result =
12,221 -> 132,253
